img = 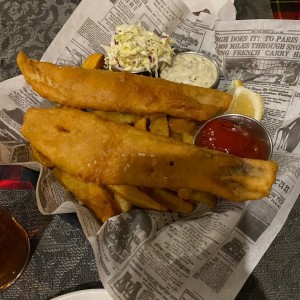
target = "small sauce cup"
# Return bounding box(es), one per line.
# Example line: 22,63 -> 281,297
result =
160,51 -> 220,88
194,114 -> 273,160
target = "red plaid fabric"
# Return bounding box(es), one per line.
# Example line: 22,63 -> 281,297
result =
270,0 -> 300,19
0,166 -> 37,190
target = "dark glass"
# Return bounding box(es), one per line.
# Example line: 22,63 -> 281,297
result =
0,207 -> 30,290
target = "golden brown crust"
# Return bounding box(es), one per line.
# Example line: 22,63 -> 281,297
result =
17,51 -> 232,121
21,107 -> 278,201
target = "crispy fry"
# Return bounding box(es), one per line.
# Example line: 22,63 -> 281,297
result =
149,188 -> 193,213
189,191 -> 217,207
182,132 -> 195,144
21,107 -> 278,201
113,193 -> 133,213
17,51 -> 232,121
178,188 -> 217,208
134,117 -> 148,131
169,130 -> 183,141
149,116 -> 169,137
52,168 -> 119,222
82,53 -> 105,70
168,118 -> 197,134
108,185 -> 167,211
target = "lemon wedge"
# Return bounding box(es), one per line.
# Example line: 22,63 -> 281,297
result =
226,86 -> 264,121
227,79 -> 244,95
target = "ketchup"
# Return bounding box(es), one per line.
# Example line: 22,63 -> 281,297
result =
194,118 -> 269,160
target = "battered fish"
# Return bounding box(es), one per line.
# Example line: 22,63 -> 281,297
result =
21,107 -> 278,201
17,51 -> 232,121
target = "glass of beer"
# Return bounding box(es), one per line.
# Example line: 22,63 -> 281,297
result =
0,206 -> 30,291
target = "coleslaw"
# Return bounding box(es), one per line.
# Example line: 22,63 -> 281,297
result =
103,24 -> 174,76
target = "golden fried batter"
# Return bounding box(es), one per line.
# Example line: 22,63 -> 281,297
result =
17,51 -> 232,121
21,107 -> 278,201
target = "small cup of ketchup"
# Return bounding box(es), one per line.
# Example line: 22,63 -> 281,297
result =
194,114 -> 273,160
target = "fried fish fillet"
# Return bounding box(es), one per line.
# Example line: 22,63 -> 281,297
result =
17,51 -> 232,121
21,107 -> 278,201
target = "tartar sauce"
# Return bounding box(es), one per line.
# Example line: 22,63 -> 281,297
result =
160,52 -> 219,88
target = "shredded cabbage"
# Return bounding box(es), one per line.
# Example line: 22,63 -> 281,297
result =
103,24 -> 174,76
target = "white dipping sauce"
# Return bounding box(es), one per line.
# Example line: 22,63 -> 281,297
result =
160,53 -> 218,88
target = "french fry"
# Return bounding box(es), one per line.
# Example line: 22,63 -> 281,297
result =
93,110 -> 140,124
168,118 -> 197,134
108,185 -> 168,212
178,188 -> 217,208
189,191 -> 217,208
52,169 -> 120,222
150,188 -> 193,213
177,188 -> 192,199
182,132 -> 195,144
149,116 -> 169,137
82,53 -> 105,69
134,117 -> 148,131
113,193 -> 133,213
169,130 -> 183,141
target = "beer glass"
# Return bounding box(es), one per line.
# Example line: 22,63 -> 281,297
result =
0,206 -> 30,290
